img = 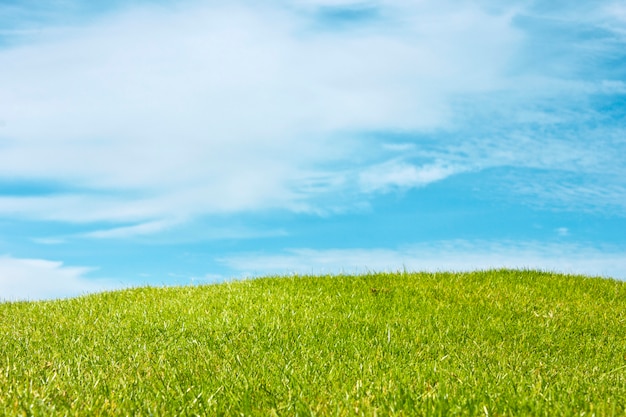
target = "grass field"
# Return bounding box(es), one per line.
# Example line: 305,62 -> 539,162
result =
1,269 -> 626,416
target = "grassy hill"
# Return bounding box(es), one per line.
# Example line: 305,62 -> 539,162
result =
1,269 -> 625,416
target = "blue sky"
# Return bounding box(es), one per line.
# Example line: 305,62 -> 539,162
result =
1,0 -> 625,300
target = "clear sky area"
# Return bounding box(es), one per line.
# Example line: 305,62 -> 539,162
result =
1,0 -> 625,300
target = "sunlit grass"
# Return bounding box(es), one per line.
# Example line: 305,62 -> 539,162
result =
1,269 -> 625,415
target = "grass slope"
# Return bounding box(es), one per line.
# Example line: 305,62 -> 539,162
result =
1,269 -> 626,416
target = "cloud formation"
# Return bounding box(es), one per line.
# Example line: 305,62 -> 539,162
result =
359,160 -> 461,193
0,0 -> 523,230
0,256 -> 114,301
1,0 -> 623,232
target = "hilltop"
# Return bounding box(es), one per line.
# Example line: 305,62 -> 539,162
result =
1,269 -> 625,415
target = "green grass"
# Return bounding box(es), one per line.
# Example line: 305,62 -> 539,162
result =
1,269 -> 626,416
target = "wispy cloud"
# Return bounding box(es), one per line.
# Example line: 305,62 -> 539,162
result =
83,219 -> 179,239
219,240 -> 626,280
359,160 -> 461,193
0,255 -> 115,301
83,220 -> 289,241
31,237 -> 66,245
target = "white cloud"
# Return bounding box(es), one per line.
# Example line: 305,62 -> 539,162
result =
219,240 -> 626,280
602,2 -> 626,35
32,237 -> 66,245
288,0 -> 372,8
598,80 -> 626,94
506,176 -> 626,215
83,219 -> 179,239
381,142 -> 417,152
0,256 -> 116,301
0,1 -> 522,228
359,160 -> 460,193
83,220 -> 288,241
556,227 -> 569,237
